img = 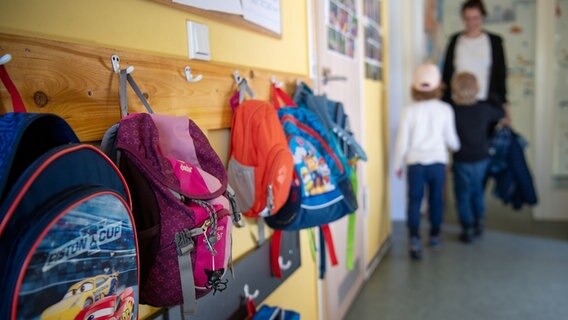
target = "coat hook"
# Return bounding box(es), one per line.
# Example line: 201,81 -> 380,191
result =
184,66 -> 203,83
111,55 -> 135,74
111,54 -> 121,73
0,54 -> 12,65
233,70 -> 243,85
243,284 -> 259,300
271,76 -> 284,88
278,256 -> 292,271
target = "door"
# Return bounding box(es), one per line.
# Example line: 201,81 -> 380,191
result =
312,0 -> 365,319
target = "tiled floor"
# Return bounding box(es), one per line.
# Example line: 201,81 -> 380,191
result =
345,196 -> 568,320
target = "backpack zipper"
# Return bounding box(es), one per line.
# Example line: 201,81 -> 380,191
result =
259,146 -> 288,216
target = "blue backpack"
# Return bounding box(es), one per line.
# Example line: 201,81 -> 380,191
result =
293,82 -> 367,161
0,65 -> 139,320
265,94 -> 358,278
253,305 -> 301,320
265,107 -> 357,231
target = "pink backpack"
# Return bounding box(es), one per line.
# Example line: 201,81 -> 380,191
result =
104,113 -> 241,316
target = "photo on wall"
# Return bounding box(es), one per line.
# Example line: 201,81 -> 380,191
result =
364,0 -> 383,80
327,0 -> 358,59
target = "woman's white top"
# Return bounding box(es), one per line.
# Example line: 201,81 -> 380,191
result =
455,33 -> 492,101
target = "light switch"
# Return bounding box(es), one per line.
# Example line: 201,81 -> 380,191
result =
187,21 -> 211,61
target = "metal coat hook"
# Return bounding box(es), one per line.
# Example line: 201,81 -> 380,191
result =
233,70 -> 243,85
271,76 -> 284,88
184,66 -> 203,83
111,54 -> 121,73
111,54 -> 135,74
0,54 -> 12,65
278,256 -> 292,271
243,284 -> 259,300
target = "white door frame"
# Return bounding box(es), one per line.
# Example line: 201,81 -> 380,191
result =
308,0 -> 367,319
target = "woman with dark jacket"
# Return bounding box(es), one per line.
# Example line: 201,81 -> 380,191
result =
442,0 -> 511,118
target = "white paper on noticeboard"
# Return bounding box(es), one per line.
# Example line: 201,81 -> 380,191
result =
172,0 -> 243,15
241,0 -> 282,35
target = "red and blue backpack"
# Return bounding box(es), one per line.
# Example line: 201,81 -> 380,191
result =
0,64 -> 139,320
265,85 -> 358,279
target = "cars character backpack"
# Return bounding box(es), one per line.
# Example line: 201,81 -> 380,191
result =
0,118 -> 138,320
0,63 -> 139,320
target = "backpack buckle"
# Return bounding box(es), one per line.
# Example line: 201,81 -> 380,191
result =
226,185 -> 245,228
175,229 -> 195,256
267,184 -> 274,212
258,185 -> 274,217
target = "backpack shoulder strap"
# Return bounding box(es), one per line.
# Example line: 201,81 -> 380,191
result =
319,224 -> 338,279
119,69 -> 154,118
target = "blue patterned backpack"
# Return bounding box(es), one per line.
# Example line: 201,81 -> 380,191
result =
265,85 -> 358,279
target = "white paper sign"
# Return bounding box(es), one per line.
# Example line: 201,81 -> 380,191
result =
242,0 -> 282,35
172,0 -> 209,10
173,0 -> 243,15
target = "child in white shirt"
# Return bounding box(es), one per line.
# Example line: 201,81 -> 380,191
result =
394,63 -> 460,260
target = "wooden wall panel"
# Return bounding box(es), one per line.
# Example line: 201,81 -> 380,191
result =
0,33 -> 308,141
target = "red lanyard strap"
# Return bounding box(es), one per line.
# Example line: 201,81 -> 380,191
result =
0,65 -> 26,113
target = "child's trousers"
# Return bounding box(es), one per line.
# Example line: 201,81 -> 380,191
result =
452,158 -> 490,232
406,163 -> 446,238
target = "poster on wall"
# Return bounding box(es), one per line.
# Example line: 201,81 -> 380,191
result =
242,0 -> 282,35
327,0 -> 358,59
171,0 -> 281,35
173,0 -> 243,15
553,0 -> 568,176
363,0 -> 382,80
424,0 -> 445,65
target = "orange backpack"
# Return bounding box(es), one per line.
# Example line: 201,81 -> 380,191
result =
228,100 -> 294,218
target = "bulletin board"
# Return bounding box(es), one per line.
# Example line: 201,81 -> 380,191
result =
326,0 -> 359,59
553,0 -> 568,176
150,0 -> 282,38
363,0 -> 383,80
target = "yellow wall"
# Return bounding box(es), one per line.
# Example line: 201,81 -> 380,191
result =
0,0 -> 308,75
363,80 -> 385,265
0,0 -> 317,318
381,0 -> 391,249
363,0 -> 391,267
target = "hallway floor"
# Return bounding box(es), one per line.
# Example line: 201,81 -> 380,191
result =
345,215 -> 568,319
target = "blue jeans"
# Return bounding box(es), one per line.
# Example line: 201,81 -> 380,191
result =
406,164 -> 446,238
452,159 -> 490,231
